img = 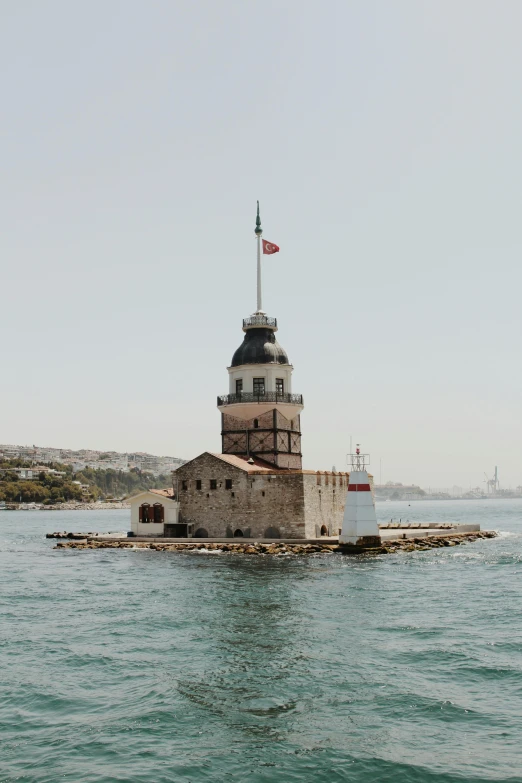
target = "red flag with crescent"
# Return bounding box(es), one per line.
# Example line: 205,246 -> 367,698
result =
262,240 -> 280,255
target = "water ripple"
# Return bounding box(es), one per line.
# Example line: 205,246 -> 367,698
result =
1,503 -> 522,782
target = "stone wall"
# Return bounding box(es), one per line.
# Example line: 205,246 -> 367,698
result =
222,410 -> 275,432
176,453 -> 306,538
302,472 -> 349,538
221,409 -> 302,469
175,454 -> 352,540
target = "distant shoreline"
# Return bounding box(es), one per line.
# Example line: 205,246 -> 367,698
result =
375,495 -> 522,502
1,502 -> 130,511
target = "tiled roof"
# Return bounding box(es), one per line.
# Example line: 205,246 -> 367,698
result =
149,488 -> 175,497
126,488 -> 176,502
210,453 -> 281,473
181,451 -> 358,477
209,454 -> 337,476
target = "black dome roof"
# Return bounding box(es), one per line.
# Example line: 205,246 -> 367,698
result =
231,327 -> 289,367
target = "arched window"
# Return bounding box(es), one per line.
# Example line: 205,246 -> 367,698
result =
253,419 -> 259,429
194,528 -> 209,538
233,528 -> 244,537
139,503 -> 151,523
264,526 -> 280,539
153,503 -> 164,523
320,525 -> 328,537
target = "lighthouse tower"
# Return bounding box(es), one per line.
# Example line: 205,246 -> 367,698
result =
217,204 -> 304,469
340,446 -> 381,546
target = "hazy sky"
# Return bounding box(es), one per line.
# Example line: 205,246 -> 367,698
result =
2,1 -> 521,489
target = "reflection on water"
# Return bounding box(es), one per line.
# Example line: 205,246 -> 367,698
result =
177,557 -> 308,742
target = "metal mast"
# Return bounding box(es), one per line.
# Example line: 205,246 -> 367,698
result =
255,201 -> 263,313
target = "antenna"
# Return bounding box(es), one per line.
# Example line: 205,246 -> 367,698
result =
347,443 -> 370,471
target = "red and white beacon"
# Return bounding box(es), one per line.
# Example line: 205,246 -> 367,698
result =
339,445 -> 381,547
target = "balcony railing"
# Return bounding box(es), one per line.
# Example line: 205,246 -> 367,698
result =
242,315 -> 277,330
217,392 -> 303,406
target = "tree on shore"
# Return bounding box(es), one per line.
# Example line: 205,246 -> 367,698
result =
0,458 -> 172,502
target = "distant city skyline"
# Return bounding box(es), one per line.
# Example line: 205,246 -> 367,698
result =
1,1 -> 521,487
0,443 -> 184,478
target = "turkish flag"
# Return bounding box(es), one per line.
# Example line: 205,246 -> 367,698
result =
262,239 -> 280,255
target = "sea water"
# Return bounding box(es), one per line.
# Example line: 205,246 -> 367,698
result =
1,500 -> 522,783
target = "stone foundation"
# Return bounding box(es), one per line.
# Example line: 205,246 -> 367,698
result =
55,530 -> 498,554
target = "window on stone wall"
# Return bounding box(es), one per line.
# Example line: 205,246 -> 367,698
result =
253,419 -> 259,428
196,480 -> 202,490
253,378 -> 265,396
276,378 -> 284,395
210,479 -> 217,490
225,479 -> 233,490
236,379 -> 243,394
182,481 -> 187,491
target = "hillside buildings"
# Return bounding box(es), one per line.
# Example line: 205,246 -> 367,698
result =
0,444 -> 184,477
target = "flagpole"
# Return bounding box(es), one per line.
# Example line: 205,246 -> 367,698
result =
255,200 -> 263,313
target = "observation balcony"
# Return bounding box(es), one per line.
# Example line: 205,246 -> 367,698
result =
217,391 -> 304,422
218,392 -> 303,406
242,315 -> 278,331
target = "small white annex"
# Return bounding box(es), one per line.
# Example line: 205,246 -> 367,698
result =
127,489 -> 180,537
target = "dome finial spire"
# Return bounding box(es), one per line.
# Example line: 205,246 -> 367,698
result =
255,200 -> 262,236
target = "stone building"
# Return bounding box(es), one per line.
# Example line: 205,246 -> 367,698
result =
172,204 -> 353,540
127,488 -> 181,537
175,452 -> 350,539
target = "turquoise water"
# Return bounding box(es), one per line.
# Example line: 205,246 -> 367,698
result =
1,500 -> 522,783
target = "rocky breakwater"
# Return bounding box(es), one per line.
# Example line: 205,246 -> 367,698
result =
380,529 -> 497,553
54,530 -> 498,554
47,530 -> 127,540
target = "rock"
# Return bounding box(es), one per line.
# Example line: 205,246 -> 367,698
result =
53,530 -> 498,555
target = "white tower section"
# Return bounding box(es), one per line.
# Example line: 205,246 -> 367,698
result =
219,316 -> 303,421
340,447 -> 381,546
